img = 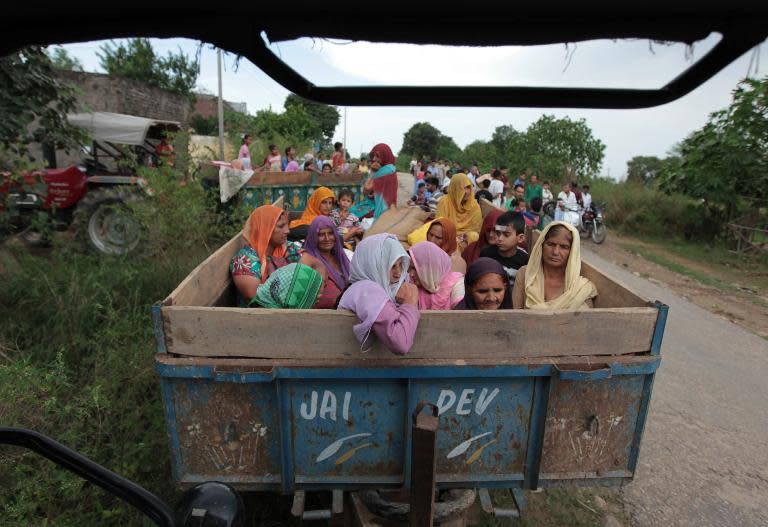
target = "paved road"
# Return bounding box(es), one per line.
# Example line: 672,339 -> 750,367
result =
581,247 -> 768,527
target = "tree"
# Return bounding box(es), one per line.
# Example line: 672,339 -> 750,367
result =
659,76 -> 768,225
461,140 -> 497,172
46,47 -> 83,71
490,125 -> 526,171
97,38 -> 199,98
283,94 -> 340,148
523,115 -> 605,182
401,122 -> 442,159
0,46 -> 86,161
625,156 -> 667,184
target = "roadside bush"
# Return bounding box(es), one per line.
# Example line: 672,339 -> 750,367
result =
0,162 -> 231,525
587,178 -> 715,242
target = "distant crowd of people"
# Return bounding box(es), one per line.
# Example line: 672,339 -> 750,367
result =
236,135 -> 364,177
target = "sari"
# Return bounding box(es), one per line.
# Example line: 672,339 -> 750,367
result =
369,144 -> 398,219
289,186 -> 336,228
303,216 -> 352,308
408,242 -> 464,310
338,234 -> 411,346
250,263 -> 323,309
523,221 -> 597,310
241,205 -> 288,281
436,173 -> 482,237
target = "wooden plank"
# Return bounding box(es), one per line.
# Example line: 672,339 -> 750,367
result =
581,261 -> 647,308
246,171 -> 312,186
155,352 -> 660,369
161,306 -> 657,359
165,232 -> 244,307
166,196 -> 285,307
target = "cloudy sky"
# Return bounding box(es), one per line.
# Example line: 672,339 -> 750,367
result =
58,33 -> 766,180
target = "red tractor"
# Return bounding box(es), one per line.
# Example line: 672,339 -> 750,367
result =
1,111 -> 180,255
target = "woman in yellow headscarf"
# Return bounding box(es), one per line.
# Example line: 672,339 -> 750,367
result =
512,221 -> 597,309
288,186 -> 336,240
435,173 -> 482,241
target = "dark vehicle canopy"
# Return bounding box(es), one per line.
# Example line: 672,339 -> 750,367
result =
2,2 -> 767,108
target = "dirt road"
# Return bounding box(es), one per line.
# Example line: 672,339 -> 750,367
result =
581,248 -> 768,527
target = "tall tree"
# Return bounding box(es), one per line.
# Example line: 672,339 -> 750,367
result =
523,115 -> 605,181
97,38 -> 199,98
660,76 -> 768,224
283,94 -> 340,148
401,122 -> 442,159
0,46 -> 85,160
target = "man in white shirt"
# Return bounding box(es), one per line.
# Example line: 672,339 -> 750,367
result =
581,184 -> 593,211
467,165 -> 480,191
488,169 -> 505,208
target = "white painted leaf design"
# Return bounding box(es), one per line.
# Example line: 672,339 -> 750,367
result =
316,433 -> 372,463
446,432 -> 493,459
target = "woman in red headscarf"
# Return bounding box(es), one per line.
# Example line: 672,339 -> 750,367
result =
461,209 -> 504,267
368,143 -> 399,219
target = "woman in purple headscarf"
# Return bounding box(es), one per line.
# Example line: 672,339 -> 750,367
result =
452,257 -> 513,310
300,216 -> 352,309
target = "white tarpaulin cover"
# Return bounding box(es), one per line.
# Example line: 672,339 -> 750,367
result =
67,112 -> 180,146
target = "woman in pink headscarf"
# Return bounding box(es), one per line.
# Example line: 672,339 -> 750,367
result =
407,241 -> 465,310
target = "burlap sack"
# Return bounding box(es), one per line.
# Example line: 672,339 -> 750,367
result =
363,206 -> 431,242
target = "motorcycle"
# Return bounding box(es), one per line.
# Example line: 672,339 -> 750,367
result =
580,203 -> 607,244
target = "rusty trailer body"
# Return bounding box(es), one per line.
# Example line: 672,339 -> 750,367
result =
153,212 -> 666,497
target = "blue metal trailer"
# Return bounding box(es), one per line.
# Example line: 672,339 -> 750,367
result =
153,216 -> 667,520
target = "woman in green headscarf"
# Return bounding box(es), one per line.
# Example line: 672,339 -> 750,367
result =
249,263 -> 324,309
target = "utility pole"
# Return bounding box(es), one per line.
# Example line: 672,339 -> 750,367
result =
217,48 -> 225,160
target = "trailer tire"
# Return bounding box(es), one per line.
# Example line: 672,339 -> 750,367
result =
72,187 -> 142,255
359,489 -> 476,523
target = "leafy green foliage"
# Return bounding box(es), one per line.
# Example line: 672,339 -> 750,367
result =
189,114 -> 218,135
523,115 -> 606,181
284,94 -> 340,149
625,155 -> 678,185
46,46 -> 84,71
97,38 -> 199,98
400,122 -> 460,160
0,160 -> 233,525
660,76 -> 768,225
0,47 -> 86,156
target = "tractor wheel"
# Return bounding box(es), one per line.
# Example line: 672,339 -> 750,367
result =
72,188 -> 142,255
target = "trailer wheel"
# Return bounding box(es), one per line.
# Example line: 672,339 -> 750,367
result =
72,188 -> 142,255
359,489 -> 476,523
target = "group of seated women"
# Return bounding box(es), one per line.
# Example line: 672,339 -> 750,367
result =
230,144 -> 597,356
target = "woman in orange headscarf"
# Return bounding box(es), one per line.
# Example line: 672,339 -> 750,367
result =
426,217 -> 466,274
230,205 -> 303,306
288,186 -> 336,240
436,173 -> 482,240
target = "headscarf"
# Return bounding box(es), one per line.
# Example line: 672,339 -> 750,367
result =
338,233 -> 410,349
242,205 -> 287,281
428,217 -> 458,255
348,233 -> 410,302
303,215 -> 351,291
289,186 -> 336,228
250,263 -> 323,309
461,209 -> 503,266
408,242 -> 464,310
524,221 -> 597,310
436,173 -> 482,236
453,257 -> 512,310
369,143 -> 398,219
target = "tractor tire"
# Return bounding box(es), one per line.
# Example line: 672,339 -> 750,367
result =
72,187 -> 142,255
